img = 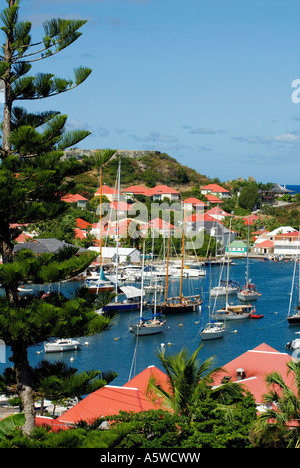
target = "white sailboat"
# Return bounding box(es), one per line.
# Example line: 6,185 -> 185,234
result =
130,242 -> 166,336
200,259 -> 225,340
100,159 -> 140,312
237,222 -> 260,301
214,221 -> 254,320
85,153 -> 114,294
200,321 -> 225,340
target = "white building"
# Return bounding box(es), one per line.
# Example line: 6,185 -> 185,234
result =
88,246 -> 141,263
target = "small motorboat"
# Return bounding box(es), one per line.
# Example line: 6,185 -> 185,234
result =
286,338 -> 300,350
250,310 -> 264,319
44,338 -> 81,353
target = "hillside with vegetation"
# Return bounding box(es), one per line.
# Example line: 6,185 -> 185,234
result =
71,151 -> 211,196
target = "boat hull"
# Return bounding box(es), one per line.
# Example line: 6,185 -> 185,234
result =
287,315 -> 300,325
238,291 -> 258,301
102,302 -> 139,312
215,311 -> 250,320
150,301 -> 203,314
44,340 -> 81,353
210,287 -> 238,297
86,285 -> 115,294
131,322 -> 166,336
200,323 -> 225,340
200,330 -> 224,340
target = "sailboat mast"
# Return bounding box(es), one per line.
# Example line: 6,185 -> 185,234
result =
115,159 -> 121,301
179,205 -> 186,303
99,167 -> 103,268
164,224 -> 171,305
225,217 -> 232,307
140,241 -> 145,319
245,221 -> 250,287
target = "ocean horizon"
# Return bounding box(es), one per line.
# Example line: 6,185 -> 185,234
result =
283,185 -> 300,194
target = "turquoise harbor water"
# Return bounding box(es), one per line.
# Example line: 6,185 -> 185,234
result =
0,258 -> 299,385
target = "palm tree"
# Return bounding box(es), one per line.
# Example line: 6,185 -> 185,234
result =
251,360 -> 300,448
147,345 -> 243,417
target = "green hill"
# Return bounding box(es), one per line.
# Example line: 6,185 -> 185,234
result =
72,151 -> 210,197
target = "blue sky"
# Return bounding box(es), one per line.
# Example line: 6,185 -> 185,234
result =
17,0 -> 300,184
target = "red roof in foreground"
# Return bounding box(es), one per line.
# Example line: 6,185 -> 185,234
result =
56,365 -> 170,426
213,343 -> 295,404
36,345 -> 297,431
35,416 -> 70,432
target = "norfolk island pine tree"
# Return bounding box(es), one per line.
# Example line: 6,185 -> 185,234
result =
0,0 -> 116,435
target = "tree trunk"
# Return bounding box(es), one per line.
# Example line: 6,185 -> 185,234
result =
2,1 -> 13,155
11,342 -> 36,435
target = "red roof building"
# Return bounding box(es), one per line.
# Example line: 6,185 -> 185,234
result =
121,185 -> 150,197
244,214 -> 260,225
35,344 -> 297,431
185,212 -> 216,223
201,184 -> 231,199
76,218 -> 92,229
205,206 -> 231,220
95,186 -> 118,201
204,194 -> 224,204
74,228 -> 86,240
182,197 -> 207,211
61,194 -> 88,208
213,343 -> 295,407
56,365 -> 170,426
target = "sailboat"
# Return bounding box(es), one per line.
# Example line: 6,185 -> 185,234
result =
85,268 -> 114,293
149,210 -> 203,314
214,221 -> 255,320
200,260 -> 225,340
99,159 -> 141,312
130,242 -> 166,335
85,153 -> 114,294
209,234 -> 239,297
287,245 -> 300,325
237,221 -> 260,301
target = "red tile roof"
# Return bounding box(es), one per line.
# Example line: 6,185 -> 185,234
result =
76,218 -> 92,229
147,185 -> 179,196
35,416 -> 70,432
206,207 -> 230,216
201,184 -> 230,193
213,343 -> 295,404
110,201 -> 131,211
204,194 -> 224,203
95,186 -> 118,196
57,365 -> 170,426
183,197 -> 207,206
61,194 -> 88,203
121,185 -> 150,196
185,212 -> 216,223
256,240 -> 274,248
74,228 -> 86,239
244,214 -> 260,225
